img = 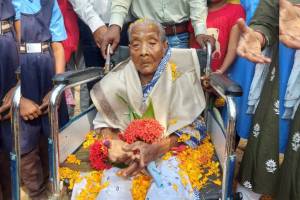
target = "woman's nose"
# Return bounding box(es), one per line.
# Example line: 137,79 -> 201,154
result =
141,43 -> 148,56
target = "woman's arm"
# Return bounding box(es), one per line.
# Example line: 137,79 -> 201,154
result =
154,134 -> 180,156
95,127 -> 120,140
217,24 -> 240,74
51,42 -> 65,74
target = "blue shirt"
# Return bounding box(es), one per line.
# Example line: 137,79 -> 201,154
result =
20,0 -> 67,42
12,0 -> 21,20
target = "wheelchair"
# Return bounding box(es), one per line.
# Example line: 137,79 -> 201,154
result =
10,43 -> 242,200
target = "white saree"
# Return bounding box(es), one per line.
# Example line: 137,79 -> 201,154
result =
71,49 -> 206,200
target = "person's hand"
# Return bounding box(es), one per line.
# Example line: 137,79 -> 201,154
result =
93,25 -> 108,49
212,69 -> 223,75
39,91 -> 52,115
196,34 -> 216,51
108,139 -> 133,164
101,25 -> 121,59
118,141 -> 160,177
200,75 -> 213,93
279,0 -> 300,49
236,18 -> 271,64
20,97 -> 42,121
0,87 -> 16,120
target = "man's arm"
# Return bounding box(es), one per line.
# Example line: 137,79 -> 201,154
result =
249,0 -> 278,46
69,0 -> 105,33
69,0 -> 108,48
189,0 -> 207,36
189,0 -> 216,49
109,0 -> 132,28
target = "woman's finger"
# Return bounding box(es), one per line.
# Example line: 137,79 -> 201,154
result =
120,162 -> 138,177
28,114 -> 35,120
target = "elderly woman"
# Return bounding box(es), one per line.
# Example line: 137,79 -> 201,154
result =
71,19 -> 207,200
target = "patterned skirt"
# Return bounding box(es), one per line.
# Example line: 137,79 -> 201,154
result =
276,107 -> 300,200
238,63 -> 280,195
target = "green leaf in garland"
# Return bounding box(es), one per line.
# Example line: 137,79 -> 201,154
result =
142,99 -> 155,119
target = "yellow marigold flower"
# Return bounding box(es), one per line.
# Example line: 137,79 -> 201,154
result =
83,131 -> 97,149
132,174 -> 151,200
170,63 -> 181,81
176,137 -> 221,190
214,97 -> 225,107
172,184 -> 178,192
59,167 -> 81,190
66,154 -> 81,165
162,152 -> 172,160
177,133 -> 191,143
213,179 -> 222,186
76,171 -> 108,200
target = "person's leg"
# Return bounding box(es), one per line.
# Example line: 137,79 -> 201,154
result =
0,151 -> 12,200
21,148 -> 48,200
167,32 -> 189,48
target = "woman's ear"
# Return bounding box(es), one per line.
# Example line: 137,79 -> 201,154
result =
163,41 -> 168,52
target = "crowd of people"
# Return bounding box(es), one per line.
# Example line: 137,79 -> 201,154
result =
0,0 -> 300,199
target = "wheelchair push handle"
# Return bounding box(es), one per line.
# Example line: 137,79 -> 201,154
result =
203,41 -> 212,76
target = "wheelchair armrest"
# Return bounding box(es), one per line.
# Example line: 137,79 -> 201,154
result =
210,73 -> 243,97
52,67 -> 104,85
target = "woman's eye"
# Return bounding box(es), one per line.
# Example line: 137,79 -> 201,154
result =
132,43 -> 140,48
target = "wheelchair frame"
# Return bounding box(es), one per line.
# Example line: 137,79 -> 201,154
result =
10,43 -> 242,200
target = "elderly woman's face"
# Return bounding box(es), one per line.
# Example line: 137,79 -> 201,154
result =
129,23 -> 167,77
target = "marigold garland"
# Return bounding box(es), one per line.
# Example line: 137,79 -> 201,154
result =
66,154 -> 81,165
83,131 -> 98,149
76,171 -> 109,200
176,136 -> 222,190
59,167 -> 82,190
131,174 -> 152,200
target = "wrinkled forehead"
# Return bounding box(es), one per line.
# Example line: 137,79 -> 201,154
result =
130,23 -> 161,40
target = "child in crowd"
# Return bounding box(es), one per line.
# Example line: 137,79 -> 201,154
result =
188,0 -> 245,73
0,0 -> 20,199
19,0 -> 68,199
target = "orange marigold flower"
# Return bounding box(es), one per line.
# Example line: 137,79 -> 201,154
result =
132,174 -> 152,200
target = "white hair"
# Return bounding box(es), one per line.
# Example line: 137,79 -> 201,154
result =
128,18 -> 166,42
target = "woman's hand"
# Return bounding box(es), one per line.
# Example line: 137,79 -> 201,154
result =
280,0 -> 300,49
236,19 -> 271,64
118,141 -> 160,177
108,139 -> 134,164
